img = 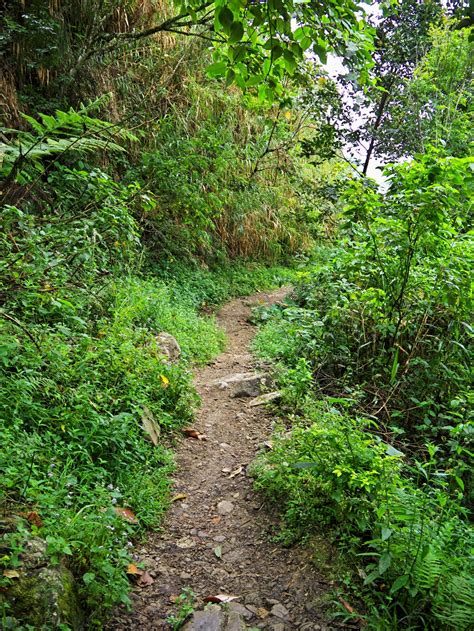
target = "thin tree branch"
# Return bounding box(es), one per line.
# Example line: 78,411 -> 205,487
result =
0,311 -> 41,352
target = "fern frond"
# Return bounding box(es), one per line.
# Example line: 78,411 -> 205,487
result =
433,575 -> 474,630
1,104 -> 137,180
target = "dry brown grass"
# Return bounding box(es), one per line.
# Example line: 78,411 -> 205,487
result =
0,69 -> 22,127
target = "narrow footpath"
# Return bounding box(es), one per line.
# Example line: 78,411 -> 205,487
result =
109,289 -> 333,630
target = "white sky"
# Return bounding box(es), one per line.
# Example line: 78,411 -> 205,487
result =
325,54 -> 385,183
324,2 -> 386,183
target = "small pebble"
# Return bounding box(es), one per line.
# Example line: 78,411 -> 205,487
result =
217,500 -> 234,515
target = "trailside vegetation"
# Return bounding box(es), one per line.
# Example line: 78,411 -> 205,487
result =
252,22 -> 473,630
0,1 -> 317,624
1,0 -> 473,628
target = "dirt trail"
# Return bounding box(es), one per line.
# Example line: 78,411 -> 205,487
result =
109,289 -> 332,630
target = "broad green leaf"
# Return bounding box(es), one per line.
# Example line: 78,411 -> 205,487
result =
381,527 -> 392,541
283,50 -> 296,74
386,444 -> 404,457
229,21 -> 244,44
390,574 -> 409,593
379,551 -> 392,575
217,6 -> 234,34
206,61 -> 227,78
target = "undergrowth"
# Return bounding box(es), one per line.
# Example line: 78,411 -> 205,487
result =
0,102 -> 296,626
251,149 -> 474,629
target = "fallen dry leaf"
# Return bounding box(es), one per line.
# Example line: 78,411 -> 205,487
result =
228,465 -> 244,479
221,467 -> 232,473
114,506 -> 139,524
339,597 -> 356,615
171,493 -> 187,502
26,511 -> 43,528
204,594 -> 239,604
169,594 -> 179,603
126,563 -> 141,575
137,571 -> 154,587
211,515 -> 221,525
257,607 -> 270,619
3,569 -> 20,579
182,428 -> 207,440
126,564 -> 154,587
141,406 -> 161,446
17,511 -> 43,528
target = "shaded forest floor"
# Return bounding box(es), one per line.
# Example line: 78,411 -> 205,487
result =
107,289 -> 334,630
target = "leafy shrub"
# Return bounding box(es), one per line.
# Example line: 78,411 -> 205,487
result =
255,151 -> 474,491
153,259 -> 297,310
0,106 -> 222,623
131,80 -> 313,262
0,267 -> 226,618
253,404 -> 402,535
252,402 -> 474,629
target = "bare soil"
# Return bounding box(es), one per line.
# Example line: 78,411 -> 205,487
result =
108,289 -> 334,630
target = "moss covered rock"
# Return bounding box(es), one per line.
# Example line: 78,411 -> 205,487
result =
1,537 -> 84,629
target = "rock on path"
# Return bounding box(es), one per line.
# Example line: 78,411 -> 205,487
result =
107,288 -> 333,630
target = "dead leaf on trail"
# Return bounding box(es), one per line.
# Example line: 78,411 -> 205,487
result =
211,515 -> 221,525
339,597 -> 356,615
169,594 -> 179,603
3,569 -> 20,579
221,467 -> 232,473
257,607 -> 269,619
204,594 -> 239,604
141,406 -> 161,446
137,571 -> 154,587
213,545 -> 222,559
18,511 -> 43,528
228,465 -> 244,478
126,563 -> 141,575
183,428 -> 207,440
171,493 -> 187,502
126,564 -> 154,587
114,506 -> 139,524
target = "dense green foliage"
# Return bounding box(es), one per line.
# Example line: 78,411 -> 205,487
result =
0,5 -> 307,623
0,0 -> 374,108
253,158 -> 474,625
1,0 -> 473,628
251,22 -> 473,630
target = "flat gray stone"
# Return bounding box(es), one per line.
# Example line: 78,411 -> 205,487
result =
226,610 -> 247,631
270,603 -> 289,620
217,500 -> 234,515
155,332 -> 181,364
183,604 -> 248,631
228,602 -> 254,621
249,391 -> 282,407
210,373 -> 270,398
183,605 -> 224,631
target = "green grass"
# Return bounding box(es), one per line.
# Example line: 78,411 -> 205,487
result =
151,258 -> 298,310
